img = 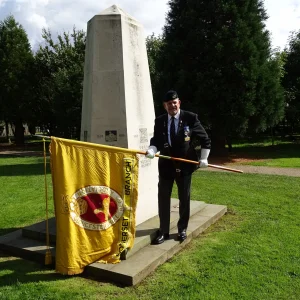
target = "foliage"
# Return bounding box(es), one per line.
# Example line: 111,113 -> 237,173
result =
282,31 -> 300,134
0,15 -> 34,145
158,0 -> 285,152
248,50 -> 285,132
146,33 -> 165,113
34,28 -> 86,138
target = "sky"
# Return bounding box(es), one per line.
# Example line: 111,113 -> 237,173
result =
0,0 -> 299,51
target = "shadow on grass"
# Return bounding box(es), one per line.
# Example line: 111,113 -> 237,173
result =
0,139 -> 50,151
0,163 -> 50,176
0,257 -> 68,287
209,143 -> 300,164
232,143 -> 300,159
0,253 -> 121,288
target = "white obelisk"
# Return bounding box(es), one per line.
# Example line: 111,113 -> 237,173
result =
80,5 -> 158,225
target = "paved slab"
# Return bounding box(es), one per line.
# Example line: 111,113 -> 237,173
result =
0,199 -> 226,286
85,203 -> 226,285
0,229 -> 54,264
21,199 -> 207,258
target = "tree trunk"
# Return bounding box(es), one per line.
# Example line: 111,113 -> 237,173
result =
14,119 -> 25,146
226,136 -> 233,152
210,130 -> 228,157
28,124 -> 36,135
10,123 -> 15,135
5,120 -> 9,142
271,127 -> 274,146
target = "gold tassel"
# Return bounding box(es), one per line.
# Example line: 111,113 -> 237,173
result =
43,138 -> 52,265
45,248 -> 52,265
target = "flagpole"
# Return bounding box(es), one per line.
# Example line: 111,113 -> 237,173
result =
43,138 -> 52,265
136,151 -> 243,174
35,135 -> 243,174
35,134 -> 51,139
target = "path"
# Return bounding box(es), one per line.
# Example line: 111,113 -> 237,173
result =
204,164 -> 300,177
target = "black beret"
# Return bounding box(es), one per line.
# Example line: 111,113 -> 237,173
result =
164,90 -> 179,102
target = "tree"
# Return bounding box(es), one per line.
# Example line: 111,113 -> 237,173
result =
34,28 -> 86,138
248,50 -> 285,134
0,15 -> 34,145
282,31 -> 300,135
146,34 -> 165,113
159,0 -> 285,153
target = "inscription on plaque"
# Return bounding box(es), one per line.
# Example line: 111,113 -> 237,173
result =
139,128 -> 148,143
105,130 -> 117,142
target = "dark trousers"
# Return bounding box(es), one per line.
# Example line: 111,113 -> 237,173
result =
158,174 -> 192,234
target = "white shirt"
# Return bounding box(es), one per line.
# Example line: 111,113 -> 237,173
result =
168,110 -> 180,146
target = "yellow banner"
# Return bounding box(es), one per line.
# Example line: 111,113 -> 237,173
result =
50,137 -> 139,275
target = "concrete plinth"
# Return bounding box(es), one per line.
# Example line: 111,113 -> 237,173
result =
80,5 -> 158,225
0,199 -> 227,286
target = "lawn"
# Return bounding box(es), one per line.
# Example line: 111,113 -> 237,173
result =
0,156 -> 300,299
0,156 -> 54,236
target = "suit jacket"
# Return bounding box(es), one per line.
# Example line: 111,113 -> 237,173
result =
150,110 -> 211,178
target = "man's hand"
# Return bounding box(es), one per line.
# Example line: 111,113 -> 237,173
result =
199,159 -> 208,168
145,149 -> 155,159
199,148 -> 210,168
145,146 -> 157,159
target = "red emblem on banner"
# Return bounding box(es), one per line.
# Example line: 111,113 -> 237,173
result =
70,186 -> 124,230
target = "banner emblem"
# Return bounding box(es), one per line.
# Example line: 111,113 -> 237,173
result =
70,185 -> 124,231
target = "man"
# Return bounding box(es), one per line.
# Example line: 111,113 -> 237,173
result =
145,90 -> 211,244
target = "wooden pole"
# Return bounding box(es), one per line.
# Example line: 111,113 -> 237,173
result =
34,135 -> 243,173
137,151 -> 243,173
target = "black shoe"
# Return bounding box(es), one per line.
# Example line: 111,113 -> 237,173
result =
178,229 -> 187,241
152,231 -> 170,245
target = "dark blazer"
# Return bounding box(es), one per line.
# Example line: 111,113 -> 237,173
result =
150,110 -> 211,178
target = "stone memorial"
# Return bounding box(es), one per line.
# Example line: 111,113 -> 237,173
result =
80,5 -> 158,225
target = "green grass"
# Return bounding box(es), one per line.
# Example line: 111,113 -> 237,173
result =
1,157 -> 300,299
0,157 -> 54,235
239,157 -> 300,168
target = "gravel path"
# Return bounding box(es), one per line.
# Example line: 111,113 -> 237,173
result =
0,150 -> 43,157
204,164 -> 300,177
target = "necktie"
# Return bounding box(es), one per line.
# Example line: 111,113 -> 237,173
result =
170,116 -> 176,146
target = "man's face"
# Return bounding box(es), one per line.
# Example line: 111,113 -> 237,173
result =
163,99 -> 181,116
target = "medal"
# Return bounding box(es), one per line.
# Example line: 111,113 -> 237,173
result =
184,126 -> 190,141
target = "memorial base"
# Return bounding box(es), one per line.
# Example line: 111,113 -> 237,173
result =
0,199 -> 226,286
